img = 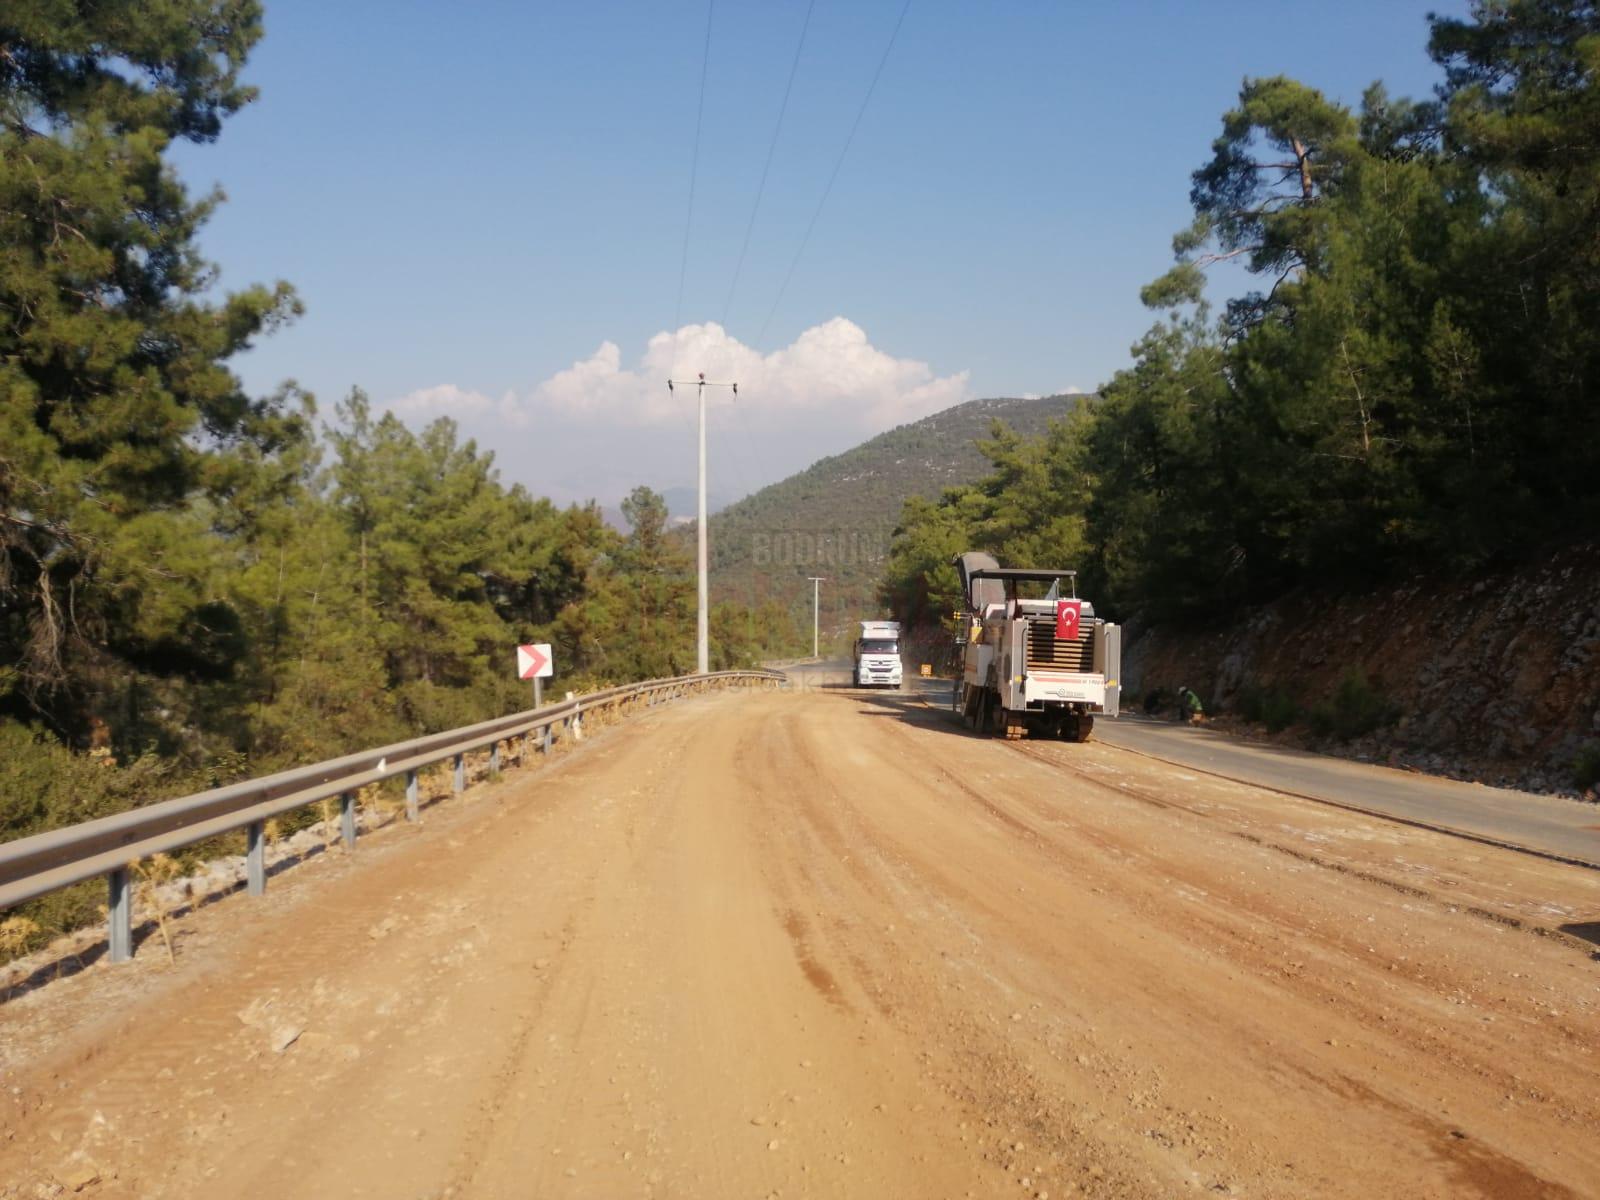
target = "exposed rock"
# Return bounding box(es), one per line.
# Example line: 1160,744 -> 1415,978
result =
1124,542 -> 1600,795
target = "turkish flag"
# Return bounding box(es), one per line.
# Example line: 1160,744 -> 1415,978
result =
1055,599 -> 1082,641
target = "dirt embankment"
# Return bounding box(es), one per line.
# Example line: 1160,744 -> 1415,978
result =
1123,542 -> 1600,795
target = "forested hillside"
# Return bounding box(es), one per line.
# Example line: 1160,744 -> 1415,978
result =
708,395 -> 1074,639
0,1 -> 797,920
887,0 -> 1600,623
882,0 -> 1600,782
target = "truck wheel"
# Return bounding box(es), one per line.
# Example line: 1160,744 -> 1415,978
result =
977,690 -> 996,735
992,701 -> 1013,739
1069,715 -> 1095,743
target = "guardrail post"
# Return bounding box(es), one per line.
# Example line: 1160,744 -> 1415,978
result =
108,868 -> 133,964
246,820 -> 266,896
541,721 -> 552,753
341,790 -> 358,849
406,769 -> 419,822
490,740 -> 501,775
453,753 -> 465,794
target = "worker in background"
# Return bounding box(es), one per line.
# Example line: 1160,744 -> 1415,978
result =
1177,685 -> 1205,725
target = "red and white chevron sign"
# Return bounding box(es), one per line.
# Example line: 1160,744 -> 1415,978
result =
516,643 -> 553,680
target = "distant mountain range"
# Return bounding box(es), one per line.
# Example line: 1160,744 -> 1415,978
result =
705,394 -> 1081,638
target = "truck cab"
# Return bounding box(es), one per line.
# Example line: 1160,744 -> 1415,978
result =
854,620 -> 903,689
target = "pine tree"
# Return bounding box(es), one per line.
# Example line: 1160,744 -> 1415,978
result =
1,2 -> 305,744
617,486 -> 693,679
1428,0 -> 1600,531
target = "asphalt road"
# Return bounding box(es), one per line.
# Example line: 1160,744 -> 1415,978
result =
791,659 -> 1600,868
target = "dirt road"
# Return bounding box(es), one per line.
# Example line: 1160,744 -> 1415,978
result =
3,687 -> 1598,1198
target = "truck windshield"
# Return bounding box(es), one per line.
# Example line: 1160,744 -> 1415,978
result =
860,639 -> 898,654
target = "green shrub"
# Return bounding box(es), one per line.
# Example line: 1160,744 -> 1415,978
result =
1574,741 -> 1600,791
1236,684 -> 1300,732
1308,670 -> 1398,741
0,722 -> 254,962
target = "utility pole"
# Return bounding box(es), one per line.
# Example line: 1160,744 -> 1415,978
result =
667,373 -> 738,674
807,577 -> 825,659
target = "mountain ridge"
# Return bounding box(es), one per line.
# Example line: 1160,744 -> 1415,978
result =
706,393 -> 1082,639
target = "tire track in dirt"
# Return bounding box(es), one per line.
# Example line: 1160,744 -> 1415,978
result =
2,688 -> 1597,1199
1014,737 -> 1600,959
806,691 -> 1600,1196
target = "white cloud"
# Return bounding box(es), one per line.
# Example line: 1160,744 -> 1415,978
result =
395,383 -> 492,413
393,383 -> 536,429
398,382 -> 541,431
397,318 -> 970,433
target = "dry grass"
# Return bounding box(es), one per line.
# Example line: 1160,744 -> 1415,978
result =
131,854 -> 184,965
317,795 -> 339,846
0,915 -> 44,992
425,763 -> 453,801
1,915 -> 41,967
361,780 -> 402,822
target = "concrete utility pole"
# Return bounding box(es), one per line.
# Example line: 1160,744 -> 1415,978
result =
807,577 -> 825,659
668,373 -> 738,674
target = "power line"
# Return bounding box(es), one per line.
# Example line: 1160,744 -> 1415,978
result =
755,0 -> 913,348
720,0 -> 817,328
672,0 -> 716,368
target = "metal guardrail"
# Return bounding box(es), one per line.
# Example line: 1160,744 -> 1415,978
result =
0,669 -> 785,962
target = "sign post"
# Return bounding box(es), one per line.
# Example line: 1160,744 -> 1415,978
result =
517,643 -> 554,710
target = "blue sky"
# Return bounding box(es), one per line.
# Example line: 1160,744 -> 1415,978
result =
176,0 -> 1469,508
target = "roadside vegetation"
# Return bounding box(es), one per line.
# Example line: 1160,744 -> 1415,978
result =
885,0 -> 1600,629
0,0 -> 803,949
883,1 -> 1600,771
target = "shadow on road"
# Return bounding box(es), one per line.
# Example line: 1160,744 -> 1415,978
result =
1559,921 -> 1600,951
840,680 -> 984,736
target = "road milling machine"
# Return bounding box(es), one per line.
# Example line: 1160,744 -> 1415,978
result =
952,552 -> 1121,741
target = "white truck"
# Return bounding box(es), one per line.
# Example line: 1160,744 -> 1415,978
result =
853,620 -> 903,689
952,551 -> 1120,741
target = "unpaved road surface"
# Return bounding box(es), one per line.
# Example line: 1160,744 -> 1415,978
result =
3,687 -> 1599,1198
